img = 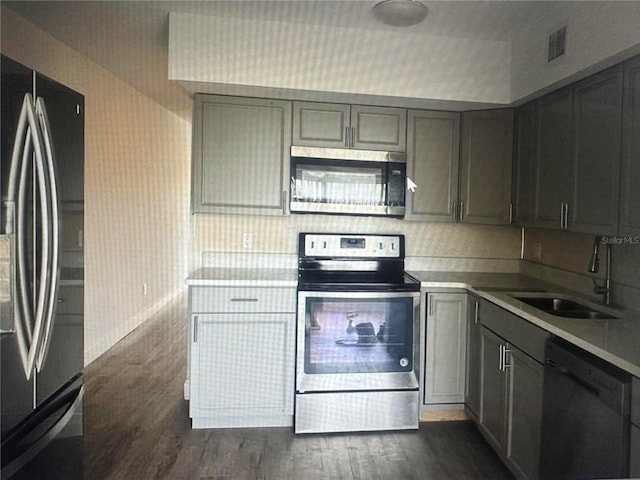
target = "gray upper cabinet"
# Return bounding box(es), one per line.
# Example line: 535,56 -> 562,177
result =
533,88 -> 573,229
293,101 -> 407,152
459,109 -> 514,225
620,55 -> 640,237
405,110 -> 460,222
523,65 -> 624,235
569,65 -> 623,236
514,101 -> 537,225
192,94 -> 292,215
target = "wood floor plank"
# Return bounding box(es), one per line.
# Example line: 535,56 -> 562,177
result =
84,296 -> 514,480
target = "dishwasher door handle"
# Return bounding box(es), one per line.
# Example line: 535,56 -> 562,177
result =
561,367 -> 601,398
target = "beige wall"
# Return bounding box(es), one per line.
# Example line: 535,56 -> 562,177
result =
510,1 -> 640,102
1,7 -> 192,365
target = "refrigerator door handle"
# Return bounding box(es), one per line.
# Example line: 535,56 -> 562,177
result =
7,94 -> 37,376
34,97 -> 60,372
6,93 -> 53,380
25,94 -> 53,380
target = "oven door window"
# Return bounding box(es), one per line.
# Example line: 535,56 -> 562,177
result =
304,297 -> 413,374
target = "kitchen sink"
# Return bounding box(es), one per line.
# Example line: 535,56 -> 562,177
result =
511,295 -> 618,320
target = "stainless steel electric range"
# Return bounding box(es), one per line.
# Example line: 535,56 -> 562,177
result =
294,233 -> 420,434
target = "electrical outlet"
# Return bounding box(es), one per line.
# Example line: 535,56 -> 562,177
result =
533,243 -> 542,260
242,233 -> 253,249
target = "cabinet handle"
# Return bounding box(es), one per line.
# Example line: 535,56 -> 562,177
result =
560,203 -> 564,229
230,298 -> 259,302
345,126 -> 350,147
459,201 -> 464,221
193,316 -> 198,343
428,294 -> 433,316
452,201 -> 457,222
282,190 -> 287,215
351,127 -> 355,148
503,347 -> 512,371
564,203 -> 569,229
498,344 -> 504,371
474,301 -> 479,324
509,202 -> 513,225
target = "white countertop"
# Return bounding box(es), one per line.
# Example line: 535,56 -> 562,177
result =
410,270 -> 640,378
186,267 -> 298,287
186,267 -> 640,377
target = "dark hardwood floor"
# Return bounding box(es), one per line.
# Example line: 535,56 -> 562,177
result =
83,296 -> 514,480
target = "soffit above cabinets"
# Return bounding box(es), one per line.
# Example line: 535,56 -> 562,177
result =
5,1 -> 640,115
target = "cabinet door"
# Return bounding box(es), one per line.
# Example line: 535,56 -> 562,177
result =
621,55 -> 640,237
479,326 -> 507,453
505,347 -> 544,480
460,109 -> 514,225
189,313 -> 295,425
534,88 -> 573,228
570,66 -> 623,235
405,110 -> 460,222
192,95 -> 292,215
351,105 -> 407,152
424,293 -> 467,404
465,296 -> 481,420
292,101 -> 350,148
514,101 -> 537,225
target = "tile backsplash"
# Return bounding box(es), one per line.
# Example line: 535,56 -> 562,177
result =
191,213 -> 522,271
522,227 -> 640,311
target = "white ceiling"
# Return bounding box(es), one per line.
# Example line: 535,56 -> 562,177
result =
0,1 -> 579,117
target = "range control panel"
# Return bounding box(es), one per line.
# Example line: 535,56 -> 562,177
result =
302,233 -> 402,258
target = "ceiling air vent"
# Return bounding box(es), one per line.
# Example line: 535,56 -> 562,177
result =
548,26 -> 567,62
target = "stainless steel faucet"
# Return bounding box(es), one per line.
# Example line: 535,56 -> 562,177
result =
588,236 -> 612,305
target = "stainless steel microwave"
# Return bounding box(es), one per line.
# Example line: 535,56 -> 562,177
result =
289,146 -> 406,217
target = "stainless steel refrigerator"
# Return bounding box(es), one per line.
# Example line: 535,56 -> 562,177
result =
1,55 -> 84,479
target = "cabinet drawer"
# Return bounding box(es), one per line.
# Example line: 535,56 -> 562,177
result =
479,299 -> 550,363
55,286 -> 84,315
190,287 -> 296,313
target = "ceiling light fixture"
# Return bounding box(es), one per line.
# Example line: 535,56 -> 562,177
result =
373,0 -> 428,27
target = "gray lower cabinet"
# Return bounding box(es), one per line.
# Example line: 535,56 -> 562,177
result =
631,377 -> 640,477
620,55 -> 640,237
188,286 -> 296,428
459,109 -> 514,225
405,110 -> 460,222
423,293 -> 467,405
292,101 -> 407,152
191,94 -> 292,215
464,295 -> 481,421
477,299 -> 549,480
479,326 -> 508,452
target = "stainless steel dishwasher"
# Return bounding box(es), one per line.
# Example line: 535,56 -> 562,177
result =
539,338 -> 631,480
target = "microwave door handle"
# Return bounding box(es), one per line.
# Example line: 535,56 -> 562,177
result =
35,97 -> 60,371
